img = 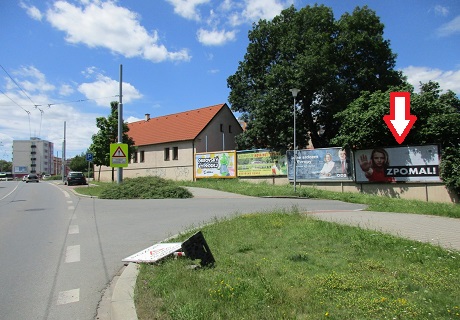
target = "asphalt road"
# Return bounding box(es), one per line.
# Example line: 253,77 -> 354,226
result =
0,181 -> 366,320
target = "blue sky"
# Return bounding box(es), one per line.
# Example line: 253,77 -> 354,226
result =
1,0 -> 459,160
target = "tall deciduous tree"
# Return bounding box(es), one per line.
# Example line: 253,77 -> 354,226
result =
227,4 -> 402,150
89,101 -> 135,181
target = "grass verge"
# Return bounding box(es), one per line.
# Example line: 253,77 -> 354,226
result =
178,179 -> 460,219
135,211 -> 460,319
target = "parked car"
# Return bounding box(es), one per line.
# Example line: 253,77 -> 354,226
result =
22,175 -> 28,182
65,171 -> 87,186
25,174 -> 39,183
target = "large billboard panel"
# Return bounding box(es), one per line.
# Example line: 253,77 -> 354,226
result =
14,166 -> 28,173
237,150 -> 287,176
195,151 -> 237,178
287,148 -> 353,181
354,145 -> 441,183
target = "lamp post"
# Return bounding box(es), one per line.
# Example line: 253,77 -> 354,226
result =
290,88 -> 300,192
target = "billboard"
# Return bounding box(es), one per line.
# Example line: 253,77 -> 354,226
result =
237,150 -> 287,176
14,166 -> 28,173
287,148 -> 353,181
354,145 -> 441,183
195,151 -> 237,178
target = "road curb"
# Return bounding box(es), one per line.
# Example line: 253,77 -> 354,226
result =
111,263 -> 139,320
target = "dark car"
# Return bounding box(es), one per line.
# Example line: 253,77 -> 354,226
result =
65,172 -> 87,186
26,174 -> 39,183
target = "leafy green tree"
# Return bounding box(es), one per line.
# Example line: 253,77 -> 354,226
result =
331,81 -> 460,195
89,101 -> 136,181
227,4 -> 402,150
69,153 -> 88,172
0,160 -> 12,172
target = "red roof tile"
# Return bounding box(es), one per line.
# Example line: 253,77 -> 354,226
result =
127,104 -> 226,146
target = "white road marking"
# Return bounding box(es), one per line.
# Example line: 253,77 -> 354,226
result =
0,183 -> 20,200
68,206 -> 75,210
65,245 -> 80,263
57,288 -> 80,305
68,225 -> 79,234
67,200 -> 72,204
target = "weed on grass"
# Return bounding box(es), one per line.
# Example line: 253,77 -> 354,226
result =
135,211 -> 460,319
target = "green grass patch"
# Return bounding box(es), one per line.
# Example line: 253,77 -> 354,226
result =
75,176 -> 192,199
178,179 -> 460,219
135,211 -> 460,319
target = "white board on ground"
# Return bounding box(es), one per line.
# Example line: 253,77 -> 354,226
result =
122,242 -> 182,263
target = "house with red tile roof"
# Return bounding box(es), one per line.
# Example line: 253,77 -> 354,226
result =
98,103 -> 243,181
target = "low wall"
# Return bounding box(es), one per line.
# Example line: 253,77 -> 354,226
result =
240,176 -> 459,204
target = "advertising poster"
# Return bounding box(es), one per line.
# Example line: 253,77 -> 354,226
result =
354,145 -> 441,183
237,150 -> 287,176
14,166 -> 28,173
287,148 -> 353,181
195,151 -> 237,178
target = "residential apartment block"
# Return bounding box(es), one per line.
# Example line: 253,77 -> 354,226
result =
12,137 -> 54,177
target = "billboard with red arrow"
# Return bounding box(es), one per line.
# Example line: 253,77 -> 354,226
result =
383,92 -> 417,144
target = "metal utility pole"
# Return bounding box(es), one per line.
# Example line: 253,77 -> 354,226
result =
62,121 -> 66,182
117,64 -> 123,184
290,88 -> 300,192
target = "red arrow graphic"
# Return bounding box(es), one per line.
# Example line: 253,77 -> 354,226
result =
383,92 -> 417,144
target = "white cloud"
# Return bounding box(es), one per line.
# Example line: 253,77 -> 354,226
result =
45,0 -> 191,63
434,5 -> 449,17
19,1 -> 43,21
197,28 -> 236,46
241,0 -> 286,23
401,65 -> 460,94
0,66 -> 101,158
437,15 -> 460,37
166,0 -> 210,21
78,73 -> 143,107
9,66 -> 55,94
59,84 -> 74,96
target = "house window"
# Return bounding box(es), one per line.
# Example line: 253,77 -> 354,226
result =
220,124 -> 224,132
173,147 -> 178,160
132,152 -> 138,163
229,125 -> 232,133
140,150 -> 145,163
164,148 -> 170,161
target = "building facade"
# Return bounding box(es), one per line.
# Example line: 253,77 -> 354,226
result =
12,137 -> 54,177
97,103 -> 243,181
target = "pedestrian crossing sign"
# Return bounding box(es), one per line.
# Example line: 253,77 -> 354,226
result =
110,143 -> 128,167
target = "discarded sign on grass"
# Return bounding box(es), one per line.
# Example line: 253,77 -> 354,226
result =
122,231 -> 215,267
122,242 -> 182,263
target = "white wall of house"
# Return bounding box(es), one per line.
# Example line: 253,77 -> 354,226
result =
98,140 -> 195,182
195,106 -> 242,153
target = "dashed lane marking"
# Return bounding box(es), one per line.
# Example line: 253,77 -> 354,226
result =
65,245 -> 80,263
57,288 -> 80,305
68,225 -> 79,234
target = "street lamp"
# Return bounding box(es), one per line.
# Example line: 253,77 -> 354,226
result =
290,88 -> 300,192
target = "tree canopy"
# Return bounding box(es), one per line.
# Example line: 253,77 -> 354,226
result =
89,101 -> 136,180
227,4 -> 402,151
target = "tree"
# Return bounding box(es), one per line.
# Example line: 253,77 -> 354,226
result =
0,160 -> 12,172
89,101 -> 136,181
227,4 -> 402,151
69,152 -> 93,174
331,81 -> 460,195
